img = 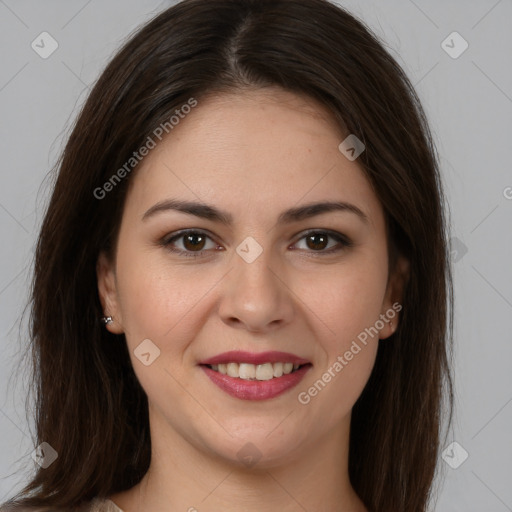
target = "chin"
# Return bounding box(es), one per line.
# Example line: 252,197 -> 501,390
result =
204,424 -> 308,470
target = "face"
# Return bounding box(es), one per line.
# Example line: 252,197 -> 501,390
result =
97,88 -> 408,468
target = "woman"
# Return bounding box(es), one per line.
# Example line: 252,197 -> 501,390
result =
1,0 -> 453,510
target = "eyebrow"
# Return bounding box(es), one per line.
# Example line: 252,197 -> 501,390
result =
142,199 -> 369,225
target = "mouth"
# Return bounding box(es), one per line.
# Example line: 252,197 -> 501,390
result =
198,351 -> 312,401
200,361 -> 311,381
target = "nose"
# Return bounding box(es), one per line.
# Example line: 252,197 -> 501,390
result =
217,245 -> 294,334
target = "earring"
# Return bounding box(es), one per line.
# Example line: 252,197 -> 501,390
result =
102,316 -> 113,325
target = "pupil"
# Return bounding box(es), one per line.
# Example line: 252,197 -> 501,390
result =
308,234 -> 327,250
184,233 -> 204,251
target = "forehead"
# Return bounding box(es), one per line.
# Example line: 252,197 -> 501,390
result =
123,88 -> 383,232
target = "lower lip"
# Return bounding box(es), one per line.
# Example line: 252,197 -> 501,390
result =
200,364 -> 312,401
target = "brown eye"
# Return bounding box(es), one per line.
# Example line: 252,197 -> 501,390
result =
162,230 -> 217,258
161,229 -> 353,259
305,233 -> 329,251
293,230 -> 353,254
182,232 -> 207,251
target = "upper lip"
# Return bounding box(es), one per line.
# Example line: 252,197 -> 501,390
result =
199,350 -> 311,366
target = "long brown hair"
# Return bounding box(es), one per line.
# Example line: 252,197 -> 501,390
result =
2,0 -> 453,510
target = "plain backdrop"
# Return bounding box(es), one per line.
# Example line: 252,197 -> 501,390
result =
0,1 -> 511,510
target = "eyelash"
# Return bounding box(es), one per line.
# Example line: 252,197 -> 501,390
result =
160,229 -> 353,258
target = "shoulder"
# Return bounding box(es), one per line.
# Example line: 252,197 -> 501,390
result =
88,499 -> 123,512
87,499 -> 123,512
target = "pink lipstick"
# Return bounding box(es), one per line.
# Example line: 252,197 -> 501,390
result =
199,351 -> 312,401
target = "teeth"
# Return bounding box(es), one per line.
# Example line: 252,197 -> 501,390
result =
273,362 -> 283,378
239,363 -> 256,380
208,362 -> 304,381
227,362 -> 239,378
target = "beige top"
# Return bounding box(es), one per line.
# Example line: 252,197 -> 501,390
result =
91,498 -> 124,512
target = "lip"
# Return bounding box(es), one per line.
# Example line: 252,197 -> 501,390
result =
198,350 -> 310,366
200,364 -> 312,401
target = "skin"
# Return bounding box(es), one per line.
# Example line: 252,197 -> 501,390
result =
97,87 -> 409,512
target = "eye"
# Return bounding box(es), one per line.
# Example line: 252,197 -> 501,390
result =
291,229 -> 353,255
160,229 -> 353,258
161,229 -> 219,258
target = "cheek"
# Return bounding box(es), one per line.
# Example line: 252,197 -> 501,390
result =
114,248 -> 194,347
297,273 -> 383,419
302,341 -> 378,426
294,255 -> 386,406
113,258 -> 198,399
296,256 -> 388,341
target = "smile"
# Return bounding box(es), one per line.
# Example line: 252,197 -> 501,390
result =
199,361 -> 312,401
205,362 -> 305,381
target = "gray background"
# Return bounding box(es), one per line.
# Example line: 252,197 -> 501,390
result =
0,1 -> 511,510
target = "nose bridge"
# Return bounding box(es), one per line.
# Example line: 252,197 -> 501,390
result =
232,237 -> 281,300
219,237 -> 293,331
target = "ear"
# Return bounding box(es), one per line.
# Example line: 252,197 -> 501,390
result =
96,251 -> 124,334
379,254 -> 409,340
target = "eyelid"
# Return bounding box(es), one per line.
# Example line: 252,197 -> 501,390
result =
160,228 -> 353,258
